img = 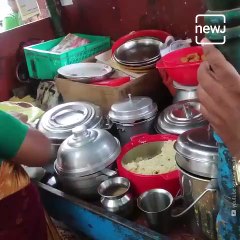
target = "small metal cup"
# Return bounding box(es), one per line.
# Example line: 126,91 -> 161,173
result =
98,177 -> 134,218
137,189 -> 173,233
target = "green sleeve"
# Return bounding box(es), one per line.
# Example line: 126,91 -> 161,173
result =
0,111 -> 29,160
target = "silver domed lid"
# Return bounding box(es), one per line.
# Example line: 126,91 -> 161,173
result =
38,102 -> 104,141
54,125 -> 121,176
156,100 -> 208,135
109,94 -> 158,124
175,126 -> 218,178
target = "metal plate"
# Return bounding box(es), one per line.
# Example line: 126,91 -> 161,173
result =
114,37 -> 163,64
58,63 -> 114,82
113,55 -> 160,68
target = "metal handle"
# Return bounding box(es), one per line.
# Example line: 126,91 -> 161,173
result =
103,117 -> 113,130
172,179 -> 218,218
183,103 -> 194,119
101,169 -> 118,178
72,125 -> 89,140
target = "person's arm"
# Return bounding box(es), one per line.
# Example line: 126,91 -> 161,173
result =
197,38 -> 240,158
0,111 -> 51,166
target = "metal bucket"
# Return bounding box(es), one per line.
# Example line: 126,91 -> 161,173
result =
179,167 -> 219,240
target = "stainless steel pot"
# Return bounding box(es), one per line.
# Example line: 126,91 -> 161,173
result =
175,126 -> 219,240
54,125 -> 121,198
109,94 -> 158,145
38,102 -> 110,161
173,81 -> 197,103
155,100 -> 208,135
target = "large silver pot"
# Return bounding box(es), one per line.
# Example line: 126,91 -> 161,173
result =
109,95 -> 158,146
38,102 -> 110,162
175,126 -> 219,240
155,99 -> 208,135
173,81 -> 197,103
54,125 -> 121,199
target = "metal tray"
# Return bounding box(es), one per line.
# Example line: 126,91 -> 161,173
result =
38,174 -> 205,240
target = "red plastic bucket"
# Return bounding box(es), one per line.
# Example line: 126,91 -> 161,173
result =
117,134 -> 180,197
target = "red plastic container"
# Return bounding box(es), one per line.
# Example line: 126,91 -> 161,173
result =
90,77 -> 130,87
117,134 -> 180,197
156,46 -> 203,86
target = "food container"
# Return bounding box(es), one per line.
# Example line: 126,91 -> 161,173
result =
175,126 -> 219,239
155,99 -> 208,135
98,177 -> 134,218
109,95 -> 158,145
173,81 -> 197,103
116,134 -> 179,196
156,46 -> 203,86
54,125 -> 121,199
38,102 -> 109,161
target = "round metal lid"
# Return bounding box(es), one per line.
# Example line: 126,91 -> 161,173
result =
55,126 -> 121,176
38,102 -> 104,141
108,95 -> 158,123
175,126 -> 218,178
155,100 -> 208,135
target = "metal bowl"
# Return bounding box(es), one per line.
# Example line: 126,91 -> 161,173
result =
114,37 -> 163,64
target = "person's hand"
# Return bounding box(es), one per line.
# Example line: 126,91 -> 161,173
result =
197,38 -> 240,158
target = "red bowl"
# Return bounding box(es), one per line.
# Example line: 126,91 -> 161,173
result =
117,133 -> 180,197
156,46 -> 204,86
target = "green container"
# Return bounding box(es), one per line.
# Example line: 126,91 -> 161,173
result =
24,34 -> 111,80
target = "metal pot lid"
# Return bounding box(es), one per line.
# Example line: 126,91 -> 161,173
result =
55,125 -> 121,176
108,94 -> 158,123
175,126 -> 218,178
38,102 -> 104,140
156,100 -> 208,135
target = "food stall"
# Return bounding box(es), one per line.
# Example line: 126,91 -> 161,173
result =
15,29 -> 214,240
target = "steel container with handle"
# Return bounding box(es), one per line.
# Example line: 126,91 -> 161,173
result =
175,126 -> 219,240
38,101 -> 110,162
54,125 -> 121,199
109,95 -> 158,146
155,99 -> 208,135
